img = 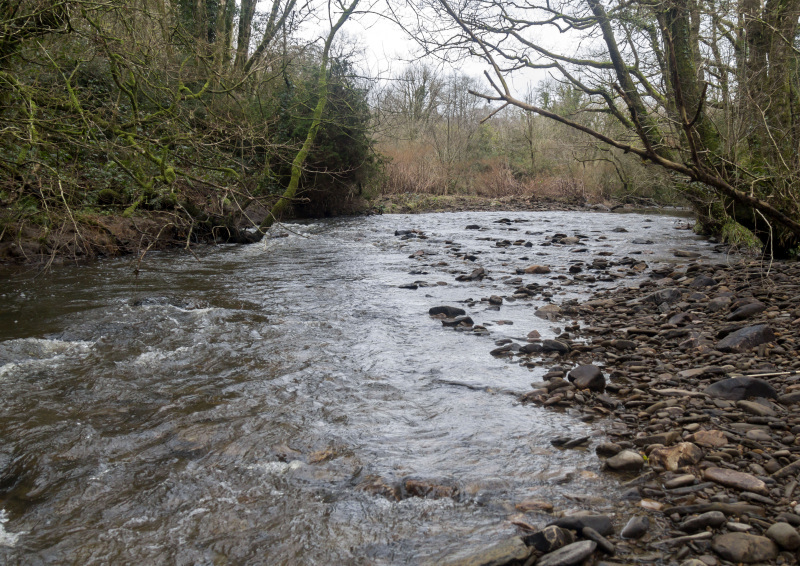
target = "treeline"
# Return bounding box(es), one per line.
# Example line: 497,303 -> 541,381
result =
373,65 -> 674,206
7,0 -> 790,260
0,0 -> 374,253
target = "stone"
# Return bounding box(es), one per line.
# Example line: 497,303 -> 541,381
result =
549,515 -> 613,536
716,324 -> 775,353
703,467 -> 768,495
568,364 -> 606,392
537,540 -> 597,566
488,295 -> 503,305
442,316 -> 474,327
679,511 -> 727,533
439,536 -> 531,566
726,302 -> 766,321
674,249 -> 701,258
649,442 -> 704,471
645,288 -> 682,304
524,265 -> 551,274
703,377 -> 778,400
664,474 -> 697,489
620,516 -> 649,539
596,443 -> 622,458
456,267 -> 486,281
524,525 -> 575,553
542,339 -> 570,354
690,275 -> 717,288
707,296 -> 732,312
535,304 -> 563,320
765,522 -> 800,550
605,450 -> 644,472
632,431 -> 680,447
711,533 -> 777,563
736,400 -> 776,417
688,430 -> 727,448
581,527 -> 615,555
429,306 -> 467,317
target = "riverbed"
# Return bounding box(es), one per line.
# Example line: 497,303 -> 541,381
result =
0,210 -> 720,564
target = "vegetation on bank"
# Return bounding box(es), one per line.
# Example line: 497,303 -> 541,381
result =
2,1 -> 799,263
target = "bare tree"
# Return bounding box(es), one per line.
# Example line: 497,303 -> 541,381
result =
405,0 -> 800,251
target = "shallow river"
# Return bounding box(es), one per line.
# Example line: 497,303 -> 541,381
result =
0,210 -> 721,564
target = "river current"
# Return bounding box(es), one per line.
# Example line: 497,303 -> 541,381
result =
0,210 -> 719,564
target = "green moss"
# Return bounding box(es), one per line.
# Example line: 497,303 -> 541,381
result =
720,219 -> 762,252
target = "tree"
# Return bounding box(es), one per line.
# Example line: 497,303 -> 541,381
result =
410,0 -> 800,252
259,0 -> 363,230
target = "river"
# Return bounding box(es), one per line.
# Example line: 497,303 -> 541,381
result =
0,210 -> 719,564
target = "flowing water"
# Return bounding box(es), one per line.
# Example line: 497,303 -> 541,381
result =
0,210 -> 720,564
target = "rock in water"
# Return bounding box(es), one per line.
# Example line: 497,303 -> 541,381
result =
537,540 -> 597,566
549,515 -> 613,536
703,377 -> 778,400
429,306 -> 466,317
567,364 -> 605,392
711,533 -> 777,563
524,265 -> 551,274
542,339 -> 570,354
716,324 -> 775,352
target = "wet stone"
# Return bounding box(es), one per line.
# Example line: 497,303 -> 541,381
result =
440,536 -> 531,566
524,525 -> 575,553
605,450 -> 644,472
567,364 -> 605,392
429,305 -> 467,317
549,515 -> 613,537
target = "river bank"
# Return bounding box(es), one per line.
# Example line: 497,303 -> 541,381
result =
418,230 -> 800,564
0,193 -> 673,265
